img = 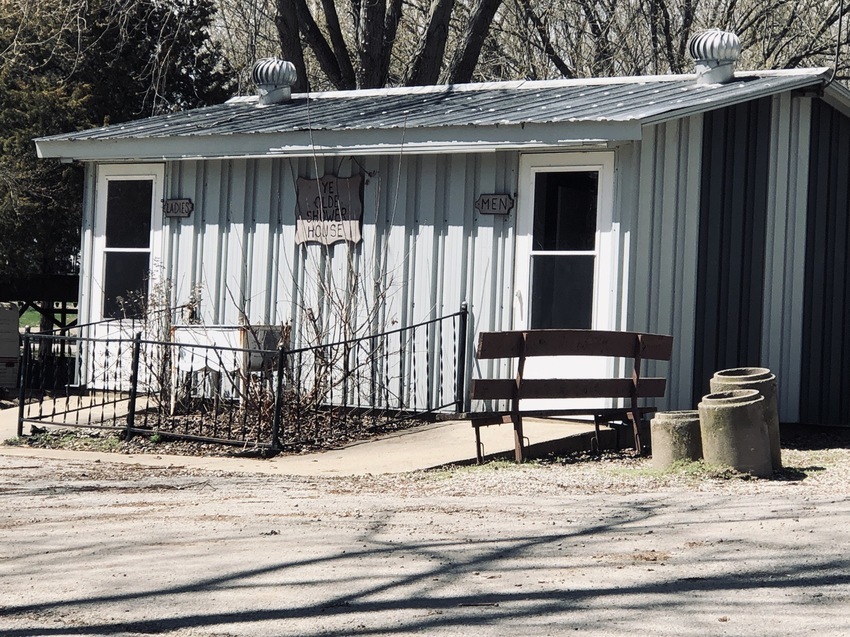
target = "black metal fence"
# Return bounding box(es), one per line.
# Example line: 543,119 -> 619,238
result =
17,305 -> 469,451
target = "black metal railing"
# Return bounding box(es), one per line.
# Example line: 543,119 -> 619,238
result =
17,304 -> 470,452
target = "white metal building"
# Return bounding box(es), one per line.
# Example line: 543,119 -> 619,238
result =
35,37 -> 850,425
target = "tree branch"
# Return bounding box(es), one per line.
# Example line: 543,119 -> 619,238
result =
516,0 -> 575,78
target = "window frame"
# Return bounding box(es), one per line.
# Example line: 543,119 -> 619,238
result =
91,164 -> 164,321
514,152 -> 616,331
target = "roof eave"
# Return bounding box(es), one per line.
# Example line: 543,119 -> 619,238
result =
639,68 -> 831,127
821,78 -> 850,118
34,121 -> 645,162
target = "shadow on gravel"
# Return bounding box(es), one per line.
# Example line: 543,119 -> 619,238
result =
2,500 -> 849,637
780,424 -> 850,450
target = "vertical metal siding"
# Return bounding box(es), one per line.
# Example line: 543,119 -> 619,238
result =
628,116 -> 703,410
78,165 -> 97,326
801,99 -> 850,425
159,151 -> 518,408
692,98 -> 772,405
762,94 -> 811,422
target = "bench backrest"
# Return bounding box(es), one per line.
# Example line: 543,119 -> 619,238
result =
471,329 -> 673,403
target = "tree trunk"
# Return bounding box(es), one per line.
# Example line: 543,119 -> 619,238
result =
446,0 -> 503,84
273,0 -> 309,92
320,0 -> 357,88
379,0 -> 405,85
358,0 -> 388,88
405,0 -> 455,86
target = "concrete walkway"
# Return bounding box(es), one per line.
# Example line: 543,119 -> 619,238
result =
0,401 -> 603,475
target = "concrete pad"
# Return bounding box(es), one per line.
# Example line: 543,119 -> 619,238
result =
1,399 -> 605,475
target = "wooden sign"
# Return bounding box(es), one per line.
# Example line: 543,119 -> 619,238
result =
163,198 -> 194,218
474,193 -> 514,215
295,175 -> 363,245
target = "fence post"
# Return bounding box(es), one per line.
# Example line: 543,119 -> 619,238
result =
125,332 -> 142,440
270,346 -> 286,451
456,302 -> 469,413
17,328 -> 31,437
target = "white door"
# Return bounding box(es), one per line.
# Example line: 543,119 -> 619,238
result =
514,152 -> 617,410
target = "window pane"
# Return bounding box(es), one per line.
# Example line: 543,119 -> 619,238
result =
103,252 -> 149,319
530,255 -> 594,329
106,180 -> 152,248
532,171 -> 598,251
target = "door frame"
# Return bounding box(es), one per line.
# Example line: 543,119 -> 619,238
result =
513,151 -> 617,331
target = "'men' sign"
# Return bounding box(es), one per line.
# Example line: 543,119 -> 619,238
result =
295,174 -> 363,245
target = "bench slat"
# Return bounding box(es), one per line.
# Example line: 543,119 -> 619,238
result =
470,377 -> 668,401
476,330 -> 673,361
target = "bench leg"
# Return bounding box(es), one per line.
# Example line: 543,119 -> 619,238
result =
593,415 -> 604,454
474,424 -> 484,464
512,413 -> 524,463
628,411 -> 645,456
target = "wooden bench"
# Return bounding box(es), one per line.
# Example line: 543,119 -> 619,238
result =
470,329 -> 674,463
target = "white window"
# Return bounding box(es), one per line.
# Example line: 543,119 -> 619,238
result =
92,165 -> 164,320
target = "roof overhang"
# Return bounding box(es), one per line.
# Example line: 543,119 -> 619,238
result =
821,78 -> 850,118
639,68 -> 832,126
34,68 -> 835,163
35,120 -> 644,162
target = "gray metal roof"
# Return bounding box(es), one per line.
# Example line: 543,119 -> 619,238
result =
35,68 -> 838,161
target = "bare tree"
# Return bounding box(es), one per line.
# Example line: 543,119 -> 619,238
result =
481,0 -> 850,83
268,0 -> 507,90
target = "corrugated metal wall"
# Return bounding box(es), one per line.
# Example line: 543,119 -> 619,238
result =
691,98 -> 772,404
762,93 -> 811,423
625,116 -> 704,411
801,99 -> 850,425
77,91 -> 826,419
158,152 -> 518,405
163,153 -> 517,332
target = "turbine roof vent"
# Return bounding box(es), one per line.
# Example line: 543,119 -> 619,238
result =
688,29 -> 742,85
252,58 -> 297,105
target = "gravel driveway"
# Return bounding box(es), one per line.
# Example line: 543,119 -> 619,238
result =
1,445 -> 849,636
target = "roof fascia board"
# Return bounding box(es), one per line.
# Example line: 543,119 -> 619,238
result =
640,71 -> 830,127
35,120 -> 642,161
821,81 -> 850,118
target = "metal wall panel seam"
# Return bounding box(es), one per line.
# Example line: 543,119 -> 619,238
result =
802,102 -> 831,422
282,158 -> 303,343
473,153 -> 506,392
824,109 -> 850,422
250,158 -> 274,325
762,92 -> 803,422
783,97 -> 811,421
676,114 -> 704,411
762,94 -> 786,382
197,160 -> 218,324
190,161 -> 206,322
633,125 -> 658,334
174,161 -> 196,314
241,158 -> 257,323
224,159 -> 247,325
830,111 -> 850,423
162,162 -> 177,310
79,164 -> 97,330
498,151 -> 519,406
266,158 -> 283,327
659,119 -> 681,340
